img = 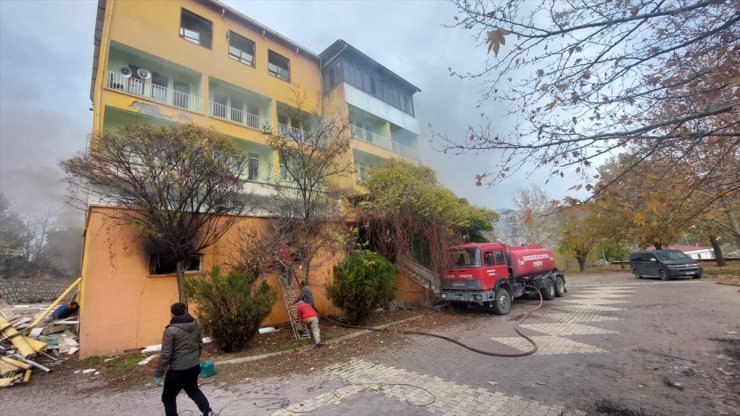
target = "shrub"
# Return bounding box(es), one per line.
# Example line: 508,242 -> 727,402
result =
326,250 -> 396,325
185,266 -> 277,352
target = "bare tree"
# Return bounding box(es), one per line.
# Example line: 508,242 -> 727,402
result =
238,93 -> 353,285
444,0 -> 739,200
62,123 -> 249,302
513,185 -> 556,246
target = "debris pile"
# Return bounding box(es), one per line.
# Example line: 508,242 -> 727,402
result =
0,291 -> 80,387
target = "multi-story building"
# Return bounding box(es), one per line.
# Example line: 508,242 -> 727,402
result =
80,0 -> 423,356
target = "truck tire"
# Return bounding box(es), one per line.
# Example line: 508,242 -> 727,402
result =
633,268 -> 642,279
542,278 -> 556,300
659,269 -> 670,281
492,288 -> 512,315
554,276 -> 566,297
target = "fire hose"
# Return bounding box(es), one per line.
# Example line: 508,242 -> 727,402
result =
322,286 -> 543,357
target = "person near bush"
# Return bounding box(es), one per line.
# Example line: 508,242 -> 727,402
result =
292,280 -> 314,307
154,302 -> 214,416
296,300 -> 321,347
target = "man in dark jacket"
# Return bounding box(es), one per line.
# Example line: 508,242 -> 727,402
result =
155,303 -> 213,416
292,280 -> 314,307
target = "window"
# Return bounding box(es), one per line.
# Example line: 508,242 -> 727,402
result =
246,152 -> 260,181
494,250 -> 506,265
180,9 -> 212,48
246,104 -> 260,129
484,252 -> 494,267
231,98 -> 243,123
149,254 -> 202,275
173,81 -> 190,109
268,50 -> 290,82
228,31 -> 255,66
151,72 -> 168,102
213,94 -> 227,118
356,163 -> 368,183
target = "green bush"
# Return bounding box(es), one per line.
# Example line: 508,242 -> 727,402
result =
326,250 -> 396,325
185,266 -> 277,352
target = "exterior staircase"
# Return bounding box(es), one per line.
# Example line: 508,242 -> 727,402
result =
278,277 -> 311,340
396,255 -> 440,295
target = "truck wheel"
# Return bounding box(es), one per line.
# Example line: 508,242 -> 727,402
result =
659,269 -> 670,281
554,276 -> 566,297
541,278 -> 556,300
492,289 -> 512,315
633,268 -> 642,279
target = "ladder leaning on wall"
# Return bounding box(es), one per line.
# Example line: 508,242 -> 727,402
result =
278,277 -> 311,341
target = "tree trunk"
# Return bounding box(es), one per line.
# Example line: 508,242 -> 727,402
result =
176,260 -> 187,304
722,200 -> 740,249
619,259 -> 625,270
576,256 -> 586,272
654,242 -> 663,250
709,235 -> 725,267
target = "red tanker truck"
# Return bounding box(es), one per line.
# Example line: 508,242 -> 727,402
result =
440,242 -> 566,315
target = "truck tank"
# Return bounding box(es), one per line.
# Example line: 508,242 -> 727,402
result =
506,245 -> 557,279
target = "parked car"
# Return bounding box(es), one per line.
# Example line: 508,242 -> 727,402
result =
629,250 -> 703,281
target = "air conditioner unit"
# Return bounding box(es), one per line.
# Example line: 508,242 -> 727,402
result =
137,68 -> 152,80
119,66 -> 133,78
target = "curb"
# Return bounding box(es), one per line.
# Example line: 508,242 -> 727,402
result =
213,314 -> 423,366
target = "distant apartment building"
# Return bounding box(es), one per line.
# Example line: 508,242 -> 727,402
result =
79,0 -> 423,356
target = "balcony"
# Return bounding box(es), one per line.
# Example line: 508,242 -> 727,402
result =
392,141 -> 418,159
210,102 -> 271,130
107,71 -> 202,112
350,124 -> 391,149
278,123 -> 307,142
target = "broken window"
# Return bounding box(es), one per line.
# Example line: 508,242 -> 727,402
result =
149,254 -> 202,276
180,9 -> 212,48
268,50 -> 290,82
228,31 -> 255,66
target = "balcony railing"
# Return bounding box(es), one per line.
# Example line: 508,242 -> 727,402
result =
210,102 -> 269,130
278,123 -> 307,142
350,124 -> 391,149
107,71 -> 202,112
392,141 -> 419,159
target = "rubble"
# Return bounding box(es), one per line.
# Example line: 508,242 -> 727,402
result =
0,278 -> 81,387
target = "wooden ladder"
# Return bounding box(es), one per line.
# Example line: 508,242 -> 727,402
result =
278,277 -> 312,340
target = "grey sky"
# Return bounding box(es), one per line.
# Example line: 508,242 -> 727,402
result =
0,0 -> 582,225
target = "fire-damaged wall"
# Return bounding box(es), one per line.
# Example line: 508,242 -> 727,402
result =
0,279 -> 75,304
78,207 -> 347,357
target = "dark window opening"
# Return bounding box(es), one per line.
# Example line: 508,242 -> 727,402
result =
151,72 -> 168,102
247,152 -> 260,181
268,50 -> 290,82
484,251 -> 494,267
180,9 -> 212,48
228,31 -> 255,66
494,250 -> 505,264
149,254 -> 202,275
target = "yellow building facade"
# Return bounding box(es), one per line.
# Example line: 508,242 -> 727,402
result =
81,0 -> 423,357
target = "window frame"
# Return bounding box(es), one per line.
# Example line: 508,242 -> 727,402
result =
268,50 -> 291,82
228,31 -> 255,67
149,253 -> 202,276
179,8 -> 213,49
247,152 -> 260,181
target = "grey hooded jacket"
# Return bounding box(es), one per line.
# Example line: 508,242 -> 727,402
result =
155,314 -> 202,378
